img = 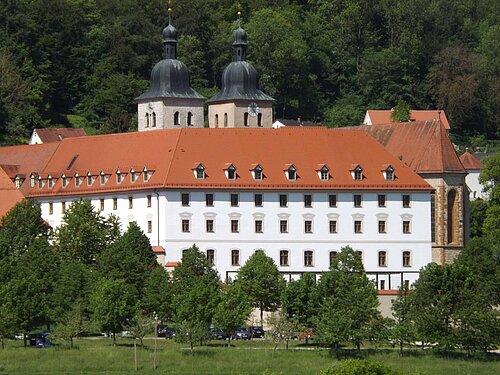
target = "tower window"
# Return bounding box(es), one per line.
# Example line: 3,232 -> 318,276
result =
224,113 -> 228,127
152,112 -> 157,127
215,114 -> 219,128
174,111 -> 180,125
145,113 -> 150,128
244,112 -> 249,127
258,113 -> 262,127
187,112 -> 193,126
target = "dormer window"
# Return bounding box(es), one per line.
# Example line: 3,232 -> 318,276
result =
195,164 -> 206,180
48,176 -> 55,189
62,174 -> 69,188
100,172 -> 107,185
87,172 -> 94,186
384,166 -> 395,181
253,165 -> 263,180
130,169 -> 137,183
286,165 -> 297,181
15,176 -> 21,189
319,165 -> 330,180
116,170 -> 124,184
75,173 -> 82,187
38,177 -> 44,189
30,174 -> 36,188
226,164 -> 237,180
352,165 -> 363,180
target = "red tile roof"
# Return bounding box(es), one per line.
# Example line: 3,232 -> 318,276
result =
357,120 -> 465,175
33,128 -> 87,143
0,167 -> 25,219
0,143 -> 60,196
366,110 -> 450,130
152,246 -> 165,254
459,150 -> 483,170
26,128 -> 431,198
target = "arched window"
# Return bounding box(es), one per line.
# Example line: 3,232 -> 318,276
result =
258,113 -> 262,127
152,112 -> 157,127
215,114 -> 219,128
447,189 -> 458,244
187,112 -> 193,126
174,111 -> 180,125
145,113 -> 150,128
224,113 -> 228,127
244,112 -> 249,127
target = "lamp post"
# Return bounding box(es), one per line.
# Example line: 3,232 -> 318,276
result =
153,312 -> 158,370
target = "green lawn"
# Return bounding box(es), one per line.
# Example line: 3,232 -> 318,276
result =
0,337 -> 498,374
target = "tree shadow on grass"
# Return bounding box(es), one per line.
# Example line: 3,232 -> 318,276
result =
180,348 -> 215,357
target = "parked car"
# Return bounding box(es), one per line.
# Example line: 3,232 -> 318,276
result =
158,326 -> 176,339
28,332 -> 50,347
121,331 -> 134,338
249,326 -> 265,338
231,328 -> 251,340
209,327 -> 227,340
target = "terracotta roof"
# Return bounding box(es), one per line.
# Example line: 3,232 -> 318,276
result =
356,120 -> 465,175
459,150 -> 483,170
0,143 -> 60,196
366,110 -> 450,130
25,128 -> 430,198
152,246 -> 165,254
165,261 -> 180,267
34,128 -> 87,143
0,167 -> 25,219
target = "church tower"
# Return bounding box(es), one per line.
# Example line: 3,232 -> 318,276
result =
137,6 -> 205,131
207,15 -> 274,128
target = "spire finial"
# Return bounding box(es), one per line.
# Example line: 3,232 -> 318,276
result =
168,0 -> 173,24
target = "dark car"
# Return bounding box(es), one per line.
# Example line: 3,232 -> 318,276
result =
231,327 -> 251,340
28,332 -> 50,347
209,327 -> 227,340
249,326 -> 265,338
158,326 -> 176,339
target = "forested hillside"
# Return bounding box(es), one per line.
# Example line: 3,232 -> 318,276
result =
0,0 -> 498,144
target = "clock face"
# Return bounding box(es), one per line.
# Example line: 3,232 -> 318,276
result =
248,102 -> 260,117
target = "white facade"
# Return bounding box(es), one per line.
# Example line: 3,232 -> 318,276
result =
465,169 -> 485,200
39,188 -> 431,289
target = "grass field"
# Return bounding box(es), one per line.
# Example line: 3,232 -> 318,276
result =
0,337 -> 498,374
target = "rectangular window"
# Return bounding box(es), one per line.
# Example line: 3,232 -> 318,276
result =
254,194 -> 263,207
329,194 -> 337,207
378,194 -> 386,207
100,199 -> 105,211
354,220 -> 362,233
378,251 -> 387,267
378,220 -> 386,233
206,250 -> 215,266
231,220 -> 239,233
329,251 -> 338,266
329,220 -> 337,233
402,194 -> 411,208
100,174 -> 106,185
403,251 -> 411,267
403,220 -> 411,233
230,193 -> 239,207
182,219 -> 190,233
431,194 -> 436,242
304,251 -> 313,267
62,202 -> 66,213
147,220 -> 152,233
354,170 -> 363,180
320,170 -> 329,180
206,219 -> 214,233
231,250 -> 240,266
304,220 -> 313,233
304,194 -> 312,208
255,220 -> 263,233
280,250 -> 289,266
354,194 -> 362,207
380,280 -> 386,290
279,194 -> 288,207
128,196 -> 133,209
181,193 -> 190,206
280,220 -> 288,233
48,203 -> 53,215
113,198 -> 117,210
205,193 -> 214,207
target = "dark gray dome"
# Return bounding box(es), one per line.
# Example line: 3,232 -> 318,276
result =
137,59 -> 204,100
207,61 -> 273,103
163,23 -> 177,42
233,27 -> 247,45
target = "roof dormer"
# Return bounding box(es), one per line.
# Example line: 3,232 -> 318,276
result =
251,164 -> 263,180
351,165 -> 363,181
285,164 -> 297,181
382,165 -> 395,181
225,164 -> 237,180
193,163 -> 206,180
317,164 -> 330,180
143,166 -> 153,182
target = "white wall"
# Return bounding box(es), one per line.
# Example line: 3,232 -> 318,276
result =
465,169 -> 485,200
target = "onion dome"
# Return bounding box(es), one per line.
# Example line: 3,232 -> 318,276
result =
207,26 -> 273,104
137,19 -> 204,101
